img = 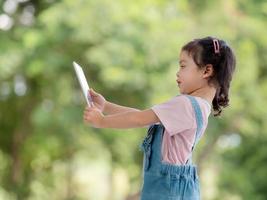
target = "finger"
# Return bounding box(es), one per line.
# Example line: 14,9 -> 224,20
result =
85,104 -> 95,111
84,110 -> 90,115
83,115 -> 87,121
83,113 -> 87,119
91,103 -> 97,109
84,117 -> 90,124
84,111 -> 92,117
88,90 -> 93,96
89,89 -> 98,97
90,102 -> 95,107
83,112 -> 90,118
87,107 -> 96,112
85,106 -> 92,111
84,115 -> 90,122
83,116 -> 87,123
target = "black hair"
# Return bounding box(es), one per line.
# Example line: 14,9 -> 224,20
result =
181,36 -> 236,117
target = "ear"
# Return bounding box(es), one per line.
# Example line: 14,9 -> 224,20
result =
202,64 -> 214,78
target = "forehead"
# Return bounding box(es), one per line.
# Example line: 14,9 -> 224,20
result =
179,50 -> 193,63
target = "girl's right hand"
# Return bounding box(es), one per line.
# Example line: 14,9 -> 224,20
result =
88,88 -> 106,112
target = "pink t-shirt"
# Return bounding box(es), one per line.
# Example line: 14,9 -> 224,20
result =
151,95 -> 211,165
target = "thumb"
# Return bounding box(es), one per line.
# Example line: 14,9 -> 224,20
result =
89,88 -> 98,96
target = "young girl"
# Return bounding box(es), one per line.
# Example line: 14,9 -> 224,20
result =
83,36 -> 236,199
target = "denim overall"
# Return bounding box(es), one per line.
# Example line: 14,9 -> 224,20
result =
140,95 -> 204,200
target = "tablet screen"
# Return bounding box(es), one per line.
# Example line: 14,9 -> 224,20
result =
73,61 -> 93,107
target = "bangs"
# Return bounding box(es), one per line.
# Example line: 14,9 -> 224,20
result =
181,39 -> 204,67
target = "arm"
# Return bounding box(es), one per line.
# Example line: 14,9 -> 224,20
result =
103,101 -> 140,115
88,89 -> 139,115
102,109 -> 160,129
84,105 -> 160,129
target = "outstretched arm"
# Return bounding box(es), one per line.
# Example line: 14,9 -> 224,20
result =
88,89 -> 140,115
83,105 -> 160,129
104,101 -> 140,115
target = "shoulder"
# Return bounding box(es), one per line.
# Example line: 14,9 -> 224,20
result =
170,95 -> 195,111
154,94 -> 192,105
151,95 -> 194,115
150,95 -> 196,135
172,95 -> 192,104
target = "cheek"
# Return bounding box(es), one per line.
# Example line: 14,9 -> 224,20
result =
180,70 -> 190,80
183,74 -> 196,87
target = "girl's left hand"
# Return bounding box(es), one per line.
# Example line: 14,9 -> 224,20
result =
83,105 -> 104,128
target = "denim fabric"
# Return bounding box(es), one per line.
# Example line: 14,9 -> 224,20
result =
140,95 -> 203,200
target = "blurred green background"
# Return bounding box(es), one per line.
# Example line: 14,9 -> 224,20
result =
0,0 -> 267,199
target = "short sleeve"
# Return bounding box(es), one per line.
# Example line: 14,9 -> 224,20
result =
151,95 -> 195,136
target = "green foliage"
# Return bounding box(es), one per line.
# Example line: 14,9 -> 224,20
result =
0,0 -> 266,199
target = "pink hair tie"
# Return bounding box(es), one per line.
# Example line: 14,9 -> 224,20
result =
213,39 -> 220,54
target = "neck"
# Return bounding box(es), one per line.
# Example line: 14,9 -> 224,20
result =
188,85 -> 216,105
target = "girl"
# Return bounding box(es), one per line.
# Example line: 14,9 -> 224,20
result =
83,36 -> 236,199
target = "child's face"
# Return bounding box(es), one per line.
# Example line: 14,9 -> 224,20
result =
176,50 -> 205,94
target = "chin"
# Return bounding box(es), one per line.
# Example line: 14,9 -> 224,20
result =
178,88 -> 184,94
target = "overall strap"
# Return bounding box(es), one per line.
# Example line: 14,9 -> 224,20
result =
140,123 -> 165,172
185,95 -> 204,165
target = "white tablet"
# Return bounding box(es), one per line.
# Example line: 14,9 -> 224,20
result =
73,61 -> 93,107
